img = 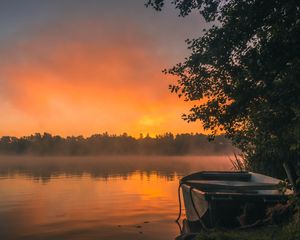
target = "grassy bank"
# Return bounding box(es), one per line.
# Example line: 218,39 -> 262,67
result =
196,215 -> 300,240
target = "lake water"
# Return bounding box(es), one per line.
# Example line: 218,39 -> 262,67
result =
0,156 -> 231,240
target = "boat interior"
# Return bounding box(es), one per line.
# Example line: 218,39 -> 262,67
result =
181,171 -> 287,195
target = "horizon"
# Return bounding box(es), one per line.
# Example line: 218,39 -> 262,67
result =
0,132 -> 233,156
0,131 -> 224,139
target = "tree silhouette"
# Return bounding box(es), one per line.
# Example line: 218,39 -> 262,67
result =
146,0 -> 300,176
0,132 -> 234,156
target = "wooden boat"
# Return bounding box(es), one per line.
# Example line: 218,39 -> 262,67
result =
179,171 -> 293,229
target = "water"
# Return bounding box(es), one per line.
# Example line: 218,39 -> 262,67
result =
0,156 -> 231,240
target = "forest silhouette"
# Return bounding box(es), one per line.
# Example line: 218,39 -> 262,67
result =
0,132 -> 234,155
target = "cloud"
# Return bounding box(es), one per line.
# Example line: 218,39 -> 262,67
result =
0,16 -> 204,136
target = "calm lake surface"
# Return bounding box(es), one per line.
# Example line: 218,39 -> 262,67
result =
0,156 -> 231,240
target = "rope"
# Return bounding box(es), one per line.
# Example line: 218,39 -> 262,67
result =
175,183 -> 183,222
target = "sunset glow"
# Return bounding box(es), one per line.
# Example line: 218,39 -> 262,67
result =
0,1 -> 206,137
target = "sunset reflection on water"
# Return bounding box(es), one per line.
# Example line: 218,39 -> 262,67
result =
0,156 -> 231,240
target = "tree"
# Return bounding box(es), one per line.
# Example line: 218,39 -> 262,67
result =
146,0 -> 300,176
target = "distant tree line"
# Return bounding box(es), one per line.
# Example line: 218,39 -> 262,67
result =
0,133 -> 235,155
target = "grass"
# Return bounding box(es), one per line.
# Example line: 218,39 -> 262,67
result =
195,218 -> 300,240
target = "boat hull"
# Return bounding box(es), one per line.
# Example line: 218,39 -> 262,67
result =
182,184 -> 208,222
180,171 -> 292,228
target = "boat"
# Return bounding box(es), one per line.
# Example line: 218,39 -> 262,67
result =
178,171 -> 293,229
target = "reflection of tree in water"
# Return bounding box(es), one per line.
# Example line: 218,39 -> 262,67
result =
0,156 -> 230,182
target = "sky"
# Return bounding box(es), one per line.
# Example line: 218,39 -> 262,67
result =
0,0 -> 208,137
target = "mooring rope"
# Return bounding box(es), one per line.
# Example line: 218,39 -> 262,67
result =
175,183 -> 183,223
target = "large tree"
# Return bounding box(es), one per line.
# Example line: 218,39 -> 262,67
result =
146,0 -> 300,176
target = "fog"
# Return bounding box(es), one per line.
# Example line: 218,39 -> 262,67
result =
0,155 -> 232,182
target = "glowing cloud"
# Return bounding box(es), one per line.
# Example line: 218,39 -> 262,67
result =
0,16 -> 204,137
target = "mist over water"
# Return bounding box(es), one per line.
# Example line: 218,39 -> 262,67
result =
0,155 -> 232,180
0,156 -> 231,240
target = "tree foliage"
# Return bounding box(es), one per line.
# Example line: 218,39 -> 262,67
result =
0,133 -> 234,156
146,0 -> 300,176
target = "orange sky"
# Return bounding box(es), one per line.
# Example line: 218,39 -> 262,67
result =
0,2 -> 206,137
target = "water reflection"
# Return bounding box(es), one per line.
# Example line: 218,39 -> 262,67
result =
0,156 -> 231,240
0,156 -> 231,181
